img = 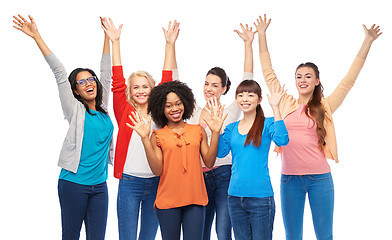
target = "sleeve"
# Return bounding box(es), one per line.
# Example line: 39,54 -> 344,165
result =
153,130 -> 162,147
111,65 -> 128,124
100,53 -> 112,112
325,56 -> 366,113
217,124 -> 233,158
243,72 -> 254,80
268,119 -> 289,147
160,69 -> 179,85
44,52 -> 77,122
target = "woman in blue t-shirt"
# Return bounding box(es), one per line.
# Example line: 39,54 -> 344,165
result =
217,80 -> 288,240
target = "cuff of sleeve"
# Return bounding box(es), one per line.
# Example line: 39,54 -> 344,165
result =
243,72 -> 254,80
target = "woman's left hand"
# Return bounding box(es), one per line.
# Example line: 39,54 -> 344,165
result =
363,24 -> 382,42
267,84 -> 286,108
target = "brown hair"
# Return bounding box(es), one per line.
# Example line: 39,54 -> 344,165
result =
296,62 -> 326,150
236,80 -> 265,147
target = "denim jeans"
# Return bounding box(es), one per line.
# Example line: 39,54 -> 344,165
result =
202,165 -> 232,240
280,173 -> 334,240
156,204 -> 205,240
228,196 -> 275,240
58,179 -> 108,240
117,174 -> 160,240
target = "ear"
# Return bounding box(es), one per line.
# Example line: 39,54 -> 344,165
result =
258,96 -> 262,104
222,86 -> 227,94
74,89 -> 80,96
316,78 -> 320,86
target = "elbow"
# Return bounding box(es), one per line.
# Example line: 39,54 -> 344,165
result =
276,135 -> 289,147
152,169 -> 162,176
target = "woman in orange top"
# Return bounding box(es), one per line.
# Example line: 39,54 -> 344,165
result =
128,81 -> 227,240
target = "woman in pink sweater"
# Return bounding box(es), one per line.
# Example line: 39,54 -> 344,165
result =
255,14 -> 381,240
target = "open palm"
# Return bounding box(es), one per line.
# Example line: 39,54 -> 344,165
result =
13,15 -> 39,39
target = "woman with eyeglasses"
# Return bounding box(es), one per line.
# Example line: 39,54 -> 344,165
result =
13,15 -> 113,240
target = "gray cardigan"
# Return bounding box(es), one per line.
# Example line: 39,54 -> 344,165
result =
45,53 -> 113,173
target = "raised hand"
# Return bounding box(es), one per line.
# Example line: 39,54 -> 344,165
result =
234,23 -> 256,44
126,111 -> 152,139
162,20 -> 180,45
254,14 -> 271,33
267,84 -> 286,108
13,14 -> 39,39
204,97 -> 228,133
363,24 -> 382,42
101,17 -> 123,42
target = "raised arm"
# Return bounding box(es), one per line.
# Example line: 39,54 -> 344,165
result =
162,20 -> 180,70
101,18 -> 123,66
235,23 -> 256,73
13,14 -> 51,57
326,24 -> 382,113
99,17 -> 112,111
254,14 -> 284,93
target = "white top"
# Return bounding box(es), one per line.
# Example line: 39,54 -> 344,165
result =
123,113 -> 159,178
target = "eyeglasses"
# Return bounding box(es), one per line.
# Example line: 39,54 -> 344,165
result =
77,76 -> 97,86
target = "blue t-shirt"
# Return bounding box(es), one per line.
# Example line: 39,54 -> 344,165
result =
59,109 -> 113,185
218,118 -> 288,198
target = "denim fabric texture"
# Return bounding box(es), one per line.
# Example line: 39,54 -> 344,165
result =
156,205 -> 206,240
203,165 -> 232,240
117,174 -> 159,240
280,173 -> 334,240
58,179 -> 108,240
228,196 -> 275,240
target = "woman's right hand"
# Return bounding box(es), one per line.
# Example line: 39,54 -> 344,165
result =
254,14 -> 271,33
13,14 -> 39,39
234,23 -> 256,45
101,18 -> 123,43
126,111 -> 151,139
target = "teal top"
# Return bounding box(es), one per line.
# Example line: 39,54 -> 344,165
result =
59,109 -> 113,185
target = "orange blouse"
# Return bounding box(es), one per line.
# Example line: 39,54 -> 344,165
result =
154,123 -> 208,209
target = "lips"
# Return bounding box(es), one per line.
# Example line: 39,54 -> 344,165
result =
86,87 -> 95,94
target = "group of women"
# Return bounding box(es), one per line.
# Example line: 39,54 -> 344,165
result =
13,13 -> 381,240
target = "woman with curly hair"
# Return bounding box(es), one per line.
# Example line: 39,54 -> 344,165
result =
128,81 -> 227,240
160,22 -> 257,240
13,15 -> 113,240
101,18 -> 179,240
255,14 -> 382,239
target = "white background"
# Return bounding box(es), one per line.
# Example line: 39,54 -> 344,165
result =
1,0 -> 391,239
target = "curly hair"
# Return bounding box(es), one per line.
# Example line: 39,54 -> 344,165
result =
148,81 -> 195,128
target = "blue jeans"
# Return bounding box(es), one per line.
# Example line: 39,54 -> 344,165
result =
280,173 -> 334,240
203,165 -> 232,240
117,174 -> 159,240
228,196 -> 275,240
156,205 -> 205,240
58,179 -> 108,240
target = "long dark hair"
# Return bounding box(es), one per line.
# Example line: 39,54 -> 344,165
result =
236,80 -> 265,147
207,67 -> 231,95
296,62 -> 326,150
68,68 -> 107,115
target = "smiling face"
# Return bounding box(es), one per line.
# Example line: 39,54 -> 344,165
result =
129,75 -> 152,106
295,66 -> 320,97
203,74 -> 227,101
236,91 -> 262,114
164,92 -> 184,124
74,71 -> 97,105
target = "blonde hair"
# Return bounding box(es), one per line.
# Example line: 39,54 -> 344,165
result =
126,71 -> 156,108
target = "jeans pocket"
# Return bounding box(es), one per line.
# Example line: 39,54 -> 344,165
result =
281,175 -> 292,185
308,173 -> 330,181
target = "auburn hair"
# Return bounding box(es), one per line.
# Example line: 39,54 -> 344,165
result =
236,80 -> 265,147
296,62 -> 326,150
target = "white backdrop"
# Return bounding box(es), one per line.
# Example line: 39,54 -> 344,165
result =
1,0 -> 391,239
